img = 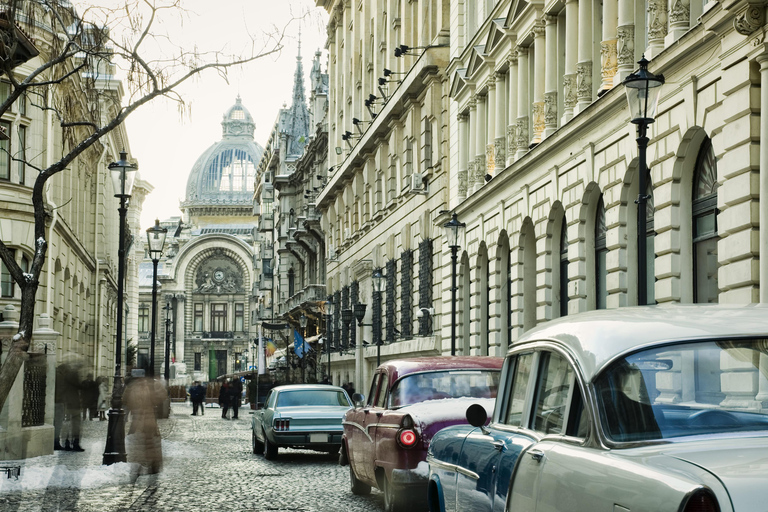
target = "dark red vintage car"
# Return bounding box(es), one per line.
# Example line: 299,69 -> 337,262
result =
340,357 -> 503,512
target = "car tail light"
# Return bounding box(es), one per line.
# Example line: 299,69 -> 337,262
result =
397,414 -> 419,448
274,418 -> 290,431
683,490 -> 719,512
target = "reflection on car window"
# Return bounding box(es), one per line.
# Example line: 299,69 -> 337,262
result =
596,339 -> 768,442
276,390 -> 351,408
367,374 -> 380,407
389,370 -> 501,408
376,374 -> 389,408
505,353 -> 534,426
532,352 -> 574,435
266,391 -> 277,408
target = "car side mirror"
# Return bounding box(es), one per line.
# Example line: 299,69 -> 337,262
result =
351,393 -> 365,407
466,403 -> 488,428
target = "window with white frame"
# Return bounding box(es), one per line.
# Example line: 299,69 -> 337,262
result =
692,138 -> 719,304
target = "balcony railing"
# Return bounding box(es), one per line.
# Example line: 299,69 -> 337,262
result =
277,284 -> 327,316
202,331 -> 234,339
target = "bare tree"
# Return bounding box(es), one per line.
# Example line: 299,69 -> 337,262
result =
0,0 -> 298,412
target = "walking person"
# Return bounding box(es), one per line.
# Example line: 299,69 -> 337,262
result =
219,380 -> 230,419
96,376 -> 109,421
81,373 -> 98,421
54,362 -> 85,451
190,381 -> 205,416
124,377 -> 164,474
229,378 -> 242,419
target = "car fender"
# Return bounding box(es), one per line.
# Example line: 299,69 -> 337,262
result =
339,437 -> 349,466
428,473 -> 445,512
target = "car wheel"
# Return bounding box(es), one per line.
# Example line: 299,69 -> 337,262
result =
263,435 -> 278,460
382,475 -> 404,512
252,430 -> 264,454
349,465 -> 371,495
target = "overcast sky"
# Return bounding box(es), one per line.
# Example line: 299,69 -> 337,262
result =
113,0 -> 329,231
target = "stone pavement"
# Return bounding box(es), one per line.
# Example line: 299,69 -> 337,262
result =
0,402 -> 384,512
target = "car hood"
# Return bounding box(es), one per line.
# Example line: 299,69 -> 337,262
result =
401,397 -> 495,444
643,436 -> 768,511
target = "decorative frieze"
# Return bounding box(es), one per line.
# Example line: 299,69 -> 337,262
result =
669,0 -> 690,25
600,39 -> 618,91
531,102 -> 545,145
486,143 -> 495,176
617,26 -> 635,68
734,5 -> 765,35
648,0 -> 668,42
458,169 -> 468,200
563,75 -> 577,110
475,156 -> 486,191
544,92 -> 558,131
576,61 -> 593,104
516,117 -> 529,153
507,124 -> 518,157
494,137 -> 506,169
466,160 -> 476,195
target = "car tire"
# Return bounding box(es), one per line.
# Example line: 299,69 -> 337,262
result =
263,435 -> 278,460
327,446 -> 340,458
252,430 -> 264,455
349,465 -> 371,495
382,475 -> 404,512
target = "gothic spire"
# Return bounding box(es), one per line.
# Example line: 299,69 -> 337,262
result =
285,34 -> 309,157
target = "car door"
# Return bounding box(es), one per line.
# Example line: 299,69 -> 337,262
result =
507,349 -> 588,512
348,373 -> 381,484
453,353 -> 536,512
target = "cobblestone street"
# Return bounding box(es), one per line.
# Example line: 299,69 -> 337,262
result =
0,403 -> 383,512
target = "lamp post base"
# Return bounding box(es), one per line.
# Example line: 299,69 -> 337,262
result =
102,407 -> 127,465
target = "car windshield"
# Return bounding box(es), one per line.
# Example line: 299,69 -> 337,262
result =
595,338 -> 768,443
390,370 -> 500,408
276,390 -> 351,408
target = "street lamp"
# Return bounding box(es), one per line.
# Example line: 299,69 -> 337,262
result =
103,150 -> 137,465
623,56 -> 664,306
163,302 -> 172,381
353,303 -> 366,391
443,213 -> 466,356
299,314 -> 308,383
146,219 -> 167,377
341,308 -> 353,350
372,269 -> 385,366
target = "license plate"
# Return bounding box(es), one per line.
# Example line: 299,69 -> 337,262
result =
310,433 -> 328,443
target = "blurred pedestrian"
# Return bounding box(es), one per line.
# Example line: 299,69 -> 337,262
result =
97,376 -> 109,421
80,373 -> 98,421
229,378 -> 243,419
53,362 -> 84,451
190,381 -> 205,416
124,377 -> 165,474
219,380 -> 230,419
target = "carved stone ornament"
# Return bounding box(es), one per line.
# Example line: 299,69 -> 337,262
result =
486,143 -> 495,175
495,137 -> 506,168
734,5 -> 765,35
516,117 -> 529,149
544,92 -> 558,127
195,258 -> 242,294
507,49 -> 518,67
532,102 -> 545,140
648,0 -> 669,41
669,0 -> 690,25
507,124 -> 518,154
563,75 -> 577,108
475,156 -> 486,186
577,61 -> 593,102
617,26 -> 635,67
467,161 -> 476,191
458,169 -> 468,198
601,40 -> 618,86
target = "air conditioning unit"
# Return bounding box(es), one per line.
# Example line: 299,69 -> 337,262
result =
408,173 -> 427,194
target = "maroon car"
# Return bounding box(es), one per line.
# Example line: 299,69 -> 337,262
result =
340,357 -> 503,512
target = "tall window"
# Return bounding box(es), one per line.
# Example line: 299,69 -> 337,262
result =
693,138 -> 719,303
288,267 -> 295,297
1,249 -> 15,297
194,352 -> 202,371
595,196 -> 608,309
0,120 -> 10,180
138,304 -> 150,333
211,303 -> 227,332
235,303 -> 244,332
559,217 -> 569,317
194,303 -> 204,331
17,125 -> 26,184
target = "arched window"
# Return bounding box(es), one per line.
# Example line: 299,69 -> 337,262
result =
559,216 -> 569,317
645,176 -> 656,304
595,196 -> 608,309
692,138 -> 719,303
522,220 -> 536,330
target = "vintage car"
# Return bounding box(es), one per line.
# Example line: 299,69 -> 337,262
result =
341,357 -> 503,512
251,384 -> 352,460
427,305 -> 768,512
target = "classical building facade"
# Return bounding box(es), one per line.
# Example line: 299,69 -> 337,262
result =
136,98 -> 263,382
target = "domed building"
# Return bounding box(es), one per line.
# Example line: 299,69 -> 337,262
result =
135,98 -> 264,383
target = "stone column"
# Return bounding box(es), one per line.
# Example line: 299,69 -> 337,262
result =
531,20 -> 546,146
544,15 -> 559,138
617,0 -> 635,82
458,113 -> 469,201
175,293 -> 186,365
468,96 -> 478,193
507,52 -> 519,166
486,75 -> 497,178
647,0 -> 668,59
759,54 -> 768,303
495,72 -> 507,171
475,93 -> 487,193
516,46 -> 530,159
562,0 -> 579,124
576,0 -> 593,114
666,0 -> 690,44
600,0 -> 618,94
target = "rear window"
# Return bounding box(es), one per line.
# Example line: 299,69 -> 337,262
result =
390,370 -> 500,408
276,390 -> 351,408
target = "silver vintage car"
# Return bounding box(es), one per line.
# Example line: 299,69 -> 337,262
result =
251,384 -> 352,460
427,305 -> 768,512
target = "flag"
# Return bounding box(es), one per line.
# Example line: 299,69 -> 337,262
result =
293,329 -> 312,359
257,326 -> 266,375
265,339 -> 277,356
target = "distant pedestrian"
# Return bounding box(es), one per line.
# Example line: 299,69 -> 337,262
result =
96,376 -> 109,421
229,378 -> 243,419
124,377 -> 164,474
346,382 -> 356,396
219,380 -> 230,419
190,381 -> 205,416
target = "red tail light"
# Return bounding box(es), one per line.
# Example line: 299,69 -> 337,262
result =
274,419 -> 290,431
398,429 -> 418,448
683,490 -> 719,512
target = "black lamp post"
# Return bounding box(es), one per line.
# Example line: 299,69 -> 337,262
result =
443,213 -> 466,356
326,299 -> 334,381
299,313 -> 307,383
103,150 -> 137,465
163,302 -> 172,380
341,308 -> 353,350
371,269 -> 385,366
623,56 -> 664,306
146,219 -> 167,377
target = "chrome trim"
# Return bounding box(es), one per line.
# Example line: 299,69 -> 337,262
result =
342,420 -> 401,443
427,454 -> 480,480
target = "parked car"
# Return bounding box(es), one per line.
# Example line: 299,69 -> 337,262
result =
427,305 -> 768,512
341,357 -> 504,512
251,384 -> 352,460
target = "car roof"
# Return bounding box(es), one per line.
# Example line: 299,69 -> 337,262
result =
512,304 -> 768,382
271,384 -> 347,393
377,356 -> 503,382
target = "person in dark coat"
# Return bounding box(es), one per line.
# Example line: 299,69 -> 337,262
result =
228,378 -> 243,419
219,381 -> 230,419
54,362 -> 84,451
189,381 -> 205,416
81,373 -> 98,420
